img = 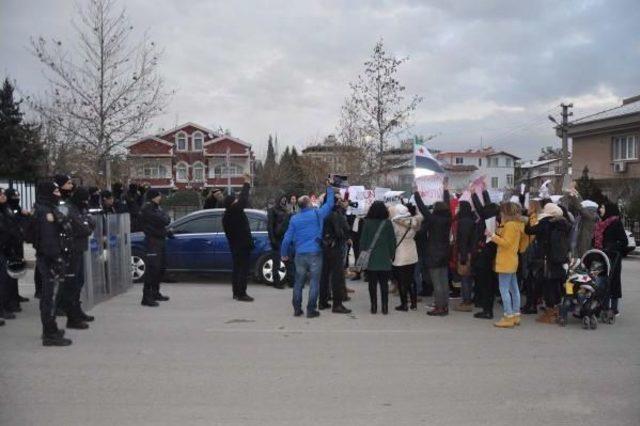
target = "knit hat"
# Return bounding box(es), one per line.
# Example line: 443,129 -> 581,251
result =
100,190 -> 113,199
538,202 -> 563,220
146,188 -> 161,200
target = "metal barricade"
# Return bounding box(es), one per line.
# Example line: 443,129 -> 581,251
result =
80,213 -> 132,309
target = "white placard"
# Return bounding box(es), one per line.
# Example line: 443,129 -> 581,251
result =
415,174 -> 445,205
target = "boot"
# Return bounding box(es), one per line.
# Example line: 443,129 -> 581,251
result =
409,288 -> 417,310
395,304 -> 408,311
42,334 -> 72,346
370,300 -> 377,314
0,318 -> 4,326
513,313 -> 521,326
1,309 -> 16,320
154,292 -> 170,302
369,283 -> 377,314
332,305 -> 352,314
142,283 -> 159,307
78,306 -> 95,322
381,303 -> 388,315
66,318 -> 89,330
494,315 -> 515,328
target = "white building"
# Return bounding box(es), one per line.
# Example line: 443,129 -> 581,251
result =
436,148 -> 520,192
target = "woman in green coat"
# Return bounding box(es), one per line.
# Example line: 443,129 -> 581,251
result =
359,201 -> 396,314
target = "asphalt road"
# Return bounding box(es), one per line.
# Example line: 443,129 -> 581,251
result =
1,257 -> 639,426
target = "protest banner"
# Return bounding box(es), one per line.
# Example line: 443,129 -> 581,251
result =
374,187 -> 391,201
414,173 -> 445,205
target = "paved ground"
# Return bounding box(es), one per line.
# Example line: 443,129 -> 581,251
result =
1,258 -> 639,426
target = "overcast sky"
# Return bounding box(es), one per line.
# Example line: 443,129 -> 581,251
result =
1,0 -> 639,160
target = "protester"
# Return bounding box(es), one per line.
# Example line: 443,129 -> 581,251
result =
287,194 -> 299,214
453,201 -> 476,312
414,188 -> 452,316
281,182 -> 335,317
525,202 -> 571,324
576,200 -> 598,258
222,174 -> 255,302
267,195 -> 290,289
487,202 -> 528,328
471,188 -> 499,319
33,181 -> 73,346
204,188 -> 224,209
318,195 -> 352,314
521,199 -> 542,314
359,201 -> 396,315
390,204 -> 420,311
594,202 -> 628,315
139,189 -> 172,307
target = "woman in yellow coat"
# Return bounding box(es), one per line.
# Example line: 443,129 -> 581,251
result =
486,202 -> 527,328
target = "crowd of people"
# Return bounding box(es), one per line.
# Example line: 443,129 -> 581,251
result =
0,172 -> 631,346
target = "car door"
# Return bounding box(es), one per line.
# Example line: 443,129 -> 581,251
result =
213,213 -> 267,272
168,213 -> 221,271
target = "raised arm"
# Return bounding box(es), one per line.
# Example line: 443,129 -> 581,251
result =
318,186 -> 335,220
413,191 -> 429,219
236,177 -> 251,210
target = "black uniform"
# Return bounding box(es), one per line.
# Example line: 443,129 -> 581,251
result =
58,193 -> 96,325
319,205 -> 351,309
1,195 -> 21,322
222,183 -> 253,300
33,183 -> 73,344
267,202 -> 290,288
1,194 -> 24,314
140,199 -> 171,305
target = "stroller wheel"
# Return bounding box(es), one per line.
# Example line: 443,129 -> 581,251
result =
609,315 -> 616,325
582,317 -> 590,330
589,315 -> 598,330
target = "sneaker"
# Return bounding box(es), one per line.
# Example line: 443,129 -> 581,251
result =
318,302 -> 331,310
306,310 -> 320,318
395,305 -> 408,312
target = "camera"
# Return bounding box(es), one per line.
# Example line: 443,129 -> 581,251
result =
348,201 -> 359,208
328,174 -> 349,189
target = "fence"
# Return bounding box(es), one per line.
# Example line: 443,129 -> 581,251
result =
0,179 -> 36,210
80,213 -> 133,310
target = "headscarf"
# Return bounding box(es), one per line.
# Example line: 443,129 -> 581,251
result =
537,202 -> 563,221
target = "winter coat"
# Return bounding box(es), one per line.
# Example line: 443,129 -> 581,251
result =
280,187 -> 335,257
267,204 -> 290,249
391,215 -> 421,267
140,201 -> 171,240
414,191 -> 452,269
67,203 -> 96,254
599,218 -> 627,299
491,220 -> 525,274
525,216 -> 571,280
576,207 -> 597,257
456,214 -> 476,264
359,218 -> 396,271
322,208 -> 351,248
223,183 -> 253,251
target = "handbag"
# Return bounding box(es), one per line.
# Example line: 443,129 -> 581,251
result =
354,221 -> 385,272
457,254 -> 471,277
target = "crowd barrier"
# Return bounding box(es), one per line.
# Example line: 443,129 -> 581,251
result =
80,213 -> 133,310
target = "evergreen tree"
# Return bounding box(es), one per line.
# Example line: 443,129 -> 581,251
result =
0,78 -> 44,179
265,134 -> 277,169
576,166 -> 608,205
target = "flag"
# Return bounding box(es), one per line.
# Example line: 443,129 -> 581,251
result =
414,141 -> 444,173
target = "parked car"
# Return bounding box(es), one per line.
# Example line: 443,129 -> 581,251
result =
625,230 -> 637,256
130,209 -> 287,284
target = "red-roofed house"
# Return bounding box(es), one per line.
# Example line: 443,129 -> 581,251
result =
127,122 -> 254,192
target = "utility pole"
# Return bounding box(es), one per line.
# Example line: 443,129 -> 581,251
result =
560,103 -> 573,190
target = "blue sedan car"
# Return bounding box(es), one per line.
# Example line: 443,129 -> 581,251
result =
130,209 -> 287,284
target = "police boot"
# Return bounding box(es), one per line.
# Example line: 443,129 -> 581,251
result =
153,283 -> 169,302
76,301 -> 95,322
66,317 -> 89,330
42,324 -> 72,347
141,284 -> 159,307
0,318 -> 5,326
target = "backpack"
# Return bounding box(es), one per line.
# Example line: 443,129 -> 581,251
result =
548,220 -> 570,264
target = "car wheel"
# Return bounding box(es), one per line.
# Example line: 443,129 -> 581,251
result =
255,254 -> 287,284
131,252 -> 146,283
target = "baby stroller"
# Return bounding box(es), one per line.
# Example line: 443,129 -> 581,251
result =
559,249 -> 611,329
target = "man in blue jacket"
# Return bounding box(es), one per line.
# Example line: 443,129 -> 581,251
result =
281,183 -> 334,318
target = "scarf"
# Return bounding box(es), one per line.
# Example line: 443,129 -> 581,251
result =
594,216 -> 618,249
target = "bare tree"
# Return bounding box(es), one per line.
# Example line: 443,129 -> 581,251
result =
29,0 -> 170,187
348,39 -> 422,185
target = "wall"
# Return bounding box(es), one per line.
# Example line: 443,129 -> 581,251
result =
572,131 -> 640,181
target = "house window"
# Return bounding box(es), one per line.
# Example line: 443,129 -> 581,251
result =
613,135 -> 638,161
193,132 -> 204,151
491,177 -> 499,188
507,174 -> 514,186
192,162 -> 205,182
213,163 -> 244,177
478,158 -> 482,167
176,163 -> 188,182
176,132 -> 187,151
506,158 -> 513,167
455,157 -> 464,165
138,162 -> 167,178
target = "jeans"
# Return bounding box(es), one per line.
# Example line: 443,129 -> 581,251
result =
461,275 -> 474,303
293,252 -> 323,312
498,273 -> 520,316
429,267 -> 449,309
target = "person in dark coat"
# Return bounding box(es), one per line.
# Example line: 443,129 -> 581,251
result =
525,203 -> 572,324
414,188 -> 452,316
222,175 -> 254,302
33,181 -> 73,346
139,189 -> 172,307
203,188 -> 224,209
318,196 -> 352,314
471,189 -> 499,319
267,195 -> 290,289
88,186 -> 101,210
454,200 -> 477,311
57,187 -> 96,328
111,182 -> 128,213
0,188 -> 23,322
125,184 -> 143,232
100,190 -> 117,214
4,188 -> 29,309
594,202 -> 628,314
54,174 -> 74,203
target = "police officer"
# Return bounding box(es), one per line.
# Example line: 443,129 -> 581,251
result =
58,187 -> 96,329
0,187 -> 21,323
140,188 -> 171,307
5,189 -> 30,306
33,181 -> 73,346
54,174 -> 74,203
